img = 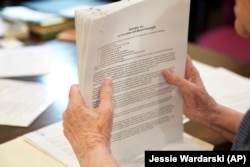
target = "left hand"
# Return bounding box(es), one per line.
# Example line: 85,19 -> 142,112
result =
62,78 -> 114,161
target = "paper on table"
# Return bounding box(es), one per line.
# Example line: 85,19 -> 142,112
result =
25,122 -> 78,167
0,45 -> 50,77
0,136 -> 65,167
193,60 -> 250,114
24,121 -> 211,167
0,79 -> 55,127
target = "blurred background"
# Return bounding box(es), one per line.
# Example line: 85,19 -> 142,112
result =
0,0 -> 232,41
0,0 -> 230,42
1,0 -> 250,61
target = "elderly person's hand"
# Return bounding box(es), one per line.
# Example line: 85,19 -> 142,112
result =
63,78 -> 118,167
162,56 -> 217,127
162,55 -> 243,141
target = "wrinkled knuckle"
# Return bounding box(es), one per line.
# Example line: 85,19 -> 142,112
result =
103,104 -> 113,113
172,75 -> 182,87
106,105 -> 114,112
189,85 -> 199,93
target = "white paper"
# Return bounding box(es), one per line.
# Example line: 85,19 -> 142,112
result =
0,38 -> 24,48
24,121 -> 209,167
0,45 -> 50,77
1,6 -> 58,23
193,60 -> 250,114
76,0 -> 190,162
0,79 -> 55,127
25,122 -> 78,167
120,137 -> 211,167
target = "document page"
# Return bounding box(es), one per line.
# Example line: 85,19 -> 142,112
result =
193,60 -> 250,114
76,0 -> 190,162
0,79 -> 55,127
25,122 -> 210,167
25,122 -> 79,167
0,45 -> 50,77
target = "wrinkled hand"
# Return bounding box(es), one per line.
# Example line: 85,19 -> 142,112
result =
62,78 -> 113,161
162,56 -> 218,127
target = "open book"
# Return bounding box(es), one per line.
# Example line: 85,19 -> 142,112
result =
75,0 -> 190,163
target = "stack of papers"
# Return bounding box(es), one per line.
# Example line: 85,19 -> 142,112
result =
0,79 -> 55,127
0,45 -> 51,77
24,121 -> 211,167
193,60 -> 250,114
22,60 -> 250,166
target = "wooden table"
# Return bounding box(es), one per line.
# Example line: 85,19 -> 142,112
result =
0,41 -> 249,150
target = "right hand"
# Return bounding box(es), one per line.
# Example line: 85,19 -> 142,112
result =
162,55 -> 218,127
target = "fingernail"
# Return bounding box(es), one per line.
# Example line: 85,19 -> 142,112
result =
163,69 -> 171,76
105,77 -> 112,81
102,77 -> 112,86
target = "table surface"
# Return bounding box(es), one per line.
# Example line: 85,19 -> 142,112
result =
0,40 -> 249,150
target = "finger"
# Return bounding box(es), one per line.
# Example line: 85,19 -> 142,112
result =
186,55 -> 199,79
99,78 -> 113,108
186,55 -> 193,72
185,55 -> 206,87
162,68 -> 194,94
68,84 -> 86,106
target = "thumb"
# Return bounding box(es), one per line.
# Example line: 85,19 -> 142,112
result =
68,84 -> 86,106
162,69 -> 192,93
99,77 -> 113,109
